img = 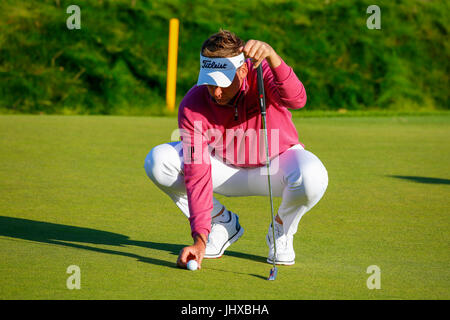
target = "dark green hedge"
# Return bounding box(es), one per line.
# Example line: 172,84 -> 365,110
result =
0,0 -> 448,115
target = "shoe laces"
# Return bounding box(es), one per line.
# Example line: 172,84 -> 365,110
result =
272,222 -> 288,249
209,210 -> 231,243
212,210 -> 231,226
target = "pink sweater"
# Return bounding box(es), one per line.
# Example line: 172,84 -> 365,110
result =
178,58 -> 307,238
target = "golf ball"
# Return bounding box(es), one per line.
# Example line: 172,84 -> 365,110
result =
187,260 -> 198,271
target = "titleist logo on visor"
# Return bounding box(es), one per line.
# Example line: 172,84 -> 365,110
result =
201,60 -> 228,69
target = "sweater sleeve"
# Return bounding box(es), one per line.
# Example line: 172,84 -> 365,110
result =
263,58 -> 307,110
178,106 -> 212,239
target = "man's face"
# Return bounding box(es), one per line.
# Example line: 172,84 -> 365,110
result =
206,64 -> 247,105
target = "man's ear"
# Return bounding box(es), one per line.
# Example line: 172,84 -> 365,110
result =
238,63 -> 248,79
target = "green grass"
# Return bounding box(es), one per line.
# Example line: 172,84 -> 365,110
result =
0,114 -> 449,299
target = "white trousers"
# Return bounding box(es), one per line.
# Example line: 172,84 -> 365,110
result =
144,142 -> 328,237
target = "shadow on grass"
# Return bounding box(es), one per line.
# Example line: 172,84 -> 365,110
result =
222,251 -> 268,264
205,266 -> 269,280
0,216 -> 181,269
0,216 -> 266,268
388,175 -> 450,185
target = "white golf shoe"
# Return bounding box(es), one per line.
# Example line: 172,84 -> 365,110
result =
266,220 -> 295,265
204,210 -> 244,258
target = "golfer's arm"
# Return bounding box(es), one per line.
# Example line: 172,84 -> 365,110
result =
265,57 -> 306,110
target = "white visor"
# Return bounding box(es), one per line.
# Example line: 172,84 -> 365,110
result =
197,53 -> 245,88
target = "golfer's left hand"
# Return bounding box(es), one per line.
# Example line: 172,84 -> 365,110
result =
240,40 -> 281,69
177,234 -> 206,269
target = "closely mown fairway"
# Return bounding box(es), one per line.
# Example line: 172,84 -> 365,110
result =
0,114 -> 449,299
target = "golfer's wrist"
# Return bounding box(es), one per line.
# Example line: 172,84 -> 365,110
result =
266,51 -> 281,69
194,233 -> 207,249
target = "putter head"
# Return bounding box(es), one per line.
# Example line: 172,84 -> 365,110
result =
267,266 -> 278,281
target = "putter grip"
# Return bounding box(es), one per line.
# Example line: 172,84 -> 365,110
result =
257,65 -> 266,114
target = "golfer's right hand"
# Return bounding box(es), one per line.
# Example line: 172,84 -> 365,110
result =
177,234 -> 207,269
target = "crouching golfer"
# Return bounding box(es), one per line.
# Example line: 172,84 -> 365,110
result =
145,30 -> 328,269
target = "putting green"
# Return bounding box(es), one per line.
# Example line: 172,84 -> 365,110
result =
0,114 -> 449,299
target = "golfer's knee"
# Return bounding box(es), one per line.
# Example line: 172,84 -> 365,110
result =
144,143 -> 181,187
302,161 -> 328,203
287,157 -> 328,204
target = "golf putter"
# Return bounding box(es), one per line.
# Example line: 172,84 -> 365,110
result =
257,64 -> 278,281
